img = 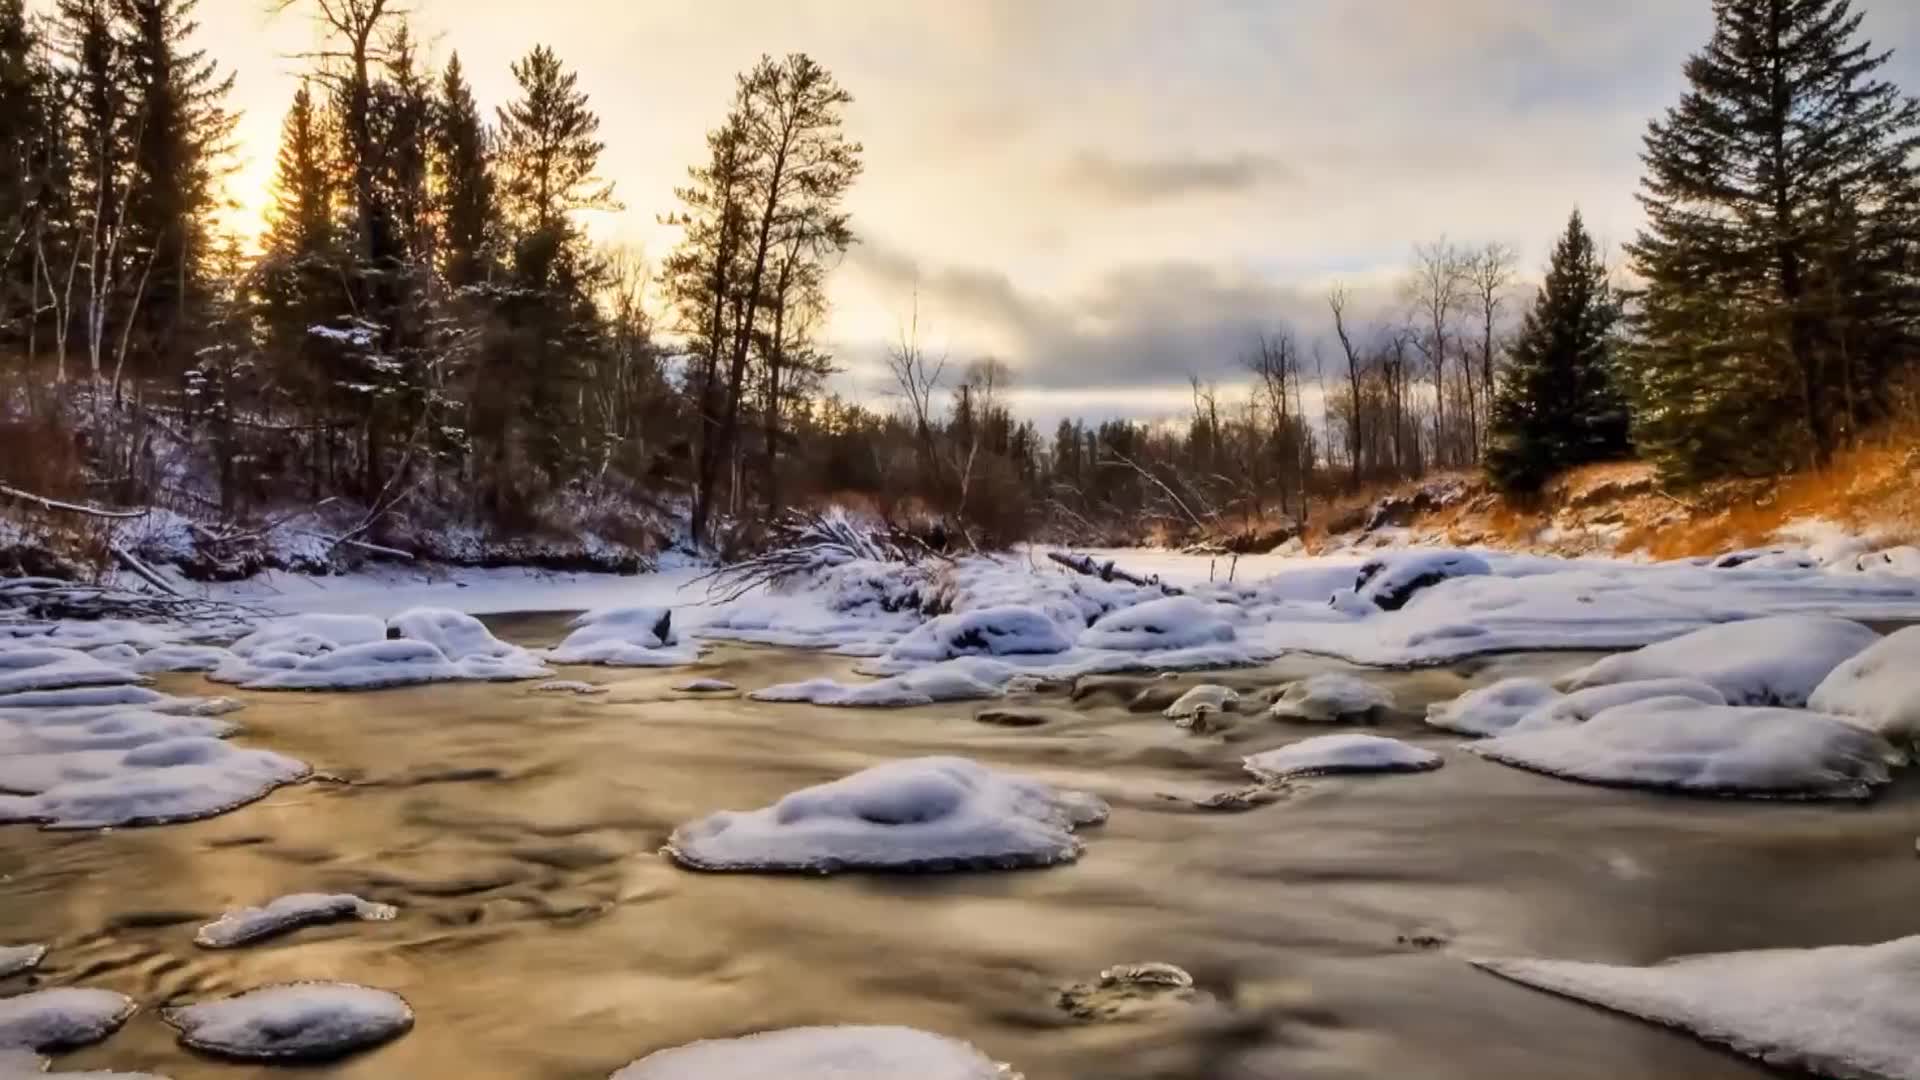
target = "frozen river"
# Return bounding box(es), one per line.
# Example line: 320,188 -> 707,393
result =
7,622 -> 1917,1078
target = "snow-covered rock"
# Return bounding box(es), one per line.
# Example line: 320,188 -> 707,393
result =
1808,626 -> 1920,750
884,605 -> 1072,662
1425,678 -> 1562,737
0,945 -> 45,978
0,648 -> 143,696
1476,935 -> 1920,1080
1853,545 -> 1920,577
751,659 -> 1013,709
1080,597 -> 1236,652
1243,734 -> 1441,782
610,1025 -> 1014,1080
1473,697 -> 1896,799
0,736 -> 310,829
195,894 -> 397,949
546,606 -> 701,667
1335,550 -> 1491,612
1516,679 -> 1726,731
667,756 -> 1107,873
1561,616 -> 1881,706
0,988 -> 135,1051
387,607 -> 530,663
227,614 -> 386,663
237,638 -> 546,691
163,983 -> 412,1061
1163,685 -> 1239,721
1266,674 -> 1395,723
674,678 -> 737,693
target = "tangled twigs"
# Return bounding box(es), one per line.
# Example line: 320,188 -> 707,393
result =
1046,551 -> 1182,596
696,508 -> 934,602
0,577 -> 266,624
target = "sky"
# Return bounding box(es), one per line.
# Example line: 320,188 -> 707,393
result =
196,0 -> 1920,428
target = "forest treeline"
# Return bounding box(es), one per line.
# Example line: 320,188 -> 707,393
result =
2,0 -> 1918,564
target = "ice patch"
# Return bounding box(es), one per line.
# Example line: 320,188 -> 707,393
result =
1267,674 -> 1395,723
547,606 -> 701,667
884,606 -> 1072,662
0,736 -> 310,829
0,945 -> 45,978
163,983 -> 412,1060
1080,597 -> 1236,652
533,680 -> 607,695
667,756 -> 1108,873
132,644 -> 236,674
195,894 -> 398,949
1243,734 -> 1442,781
1809,626 -> 1920,750
0,988 -> 135,1051
675,678 -> 737,693
1476,935 -> 1920,1080
1561,616 -> 1881,706
0,708 -> 238,755
1426,678 -> 1562,737
1473,697 -> 1896,799
610,1025 -> 1015,1080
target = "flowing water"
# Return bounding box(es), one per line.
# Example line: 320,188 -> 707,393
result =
6,617 -> 1919,1079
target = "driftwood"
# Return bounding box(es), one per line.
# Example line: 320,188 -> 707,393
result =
109,543 -> 181,596
0,577 -> 263,623
1047,551 -> 1183,596
0,483 -> 148,520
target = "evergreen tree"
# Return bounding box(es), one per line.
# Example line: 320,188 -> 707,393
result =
1626,0 -> 1920,479
113,0 -> 235,377
432,51 -> 496,288
0,0 -> 42,346
495,43 -> 615,288
369,24 -> 431,265
1485,210 -> 1629,494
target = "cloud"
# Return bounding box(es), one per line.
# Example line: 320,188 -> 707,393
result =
1062,151 -> 1296,205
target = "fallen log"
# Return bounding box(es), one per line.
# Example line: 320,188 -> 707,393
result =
1047,551 -> 1182,596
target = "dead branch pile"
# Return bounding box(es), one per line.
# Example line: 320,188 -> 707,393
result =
0,577 -> 265,625
1046,551 -> 1183,596
697,508 -> 934,602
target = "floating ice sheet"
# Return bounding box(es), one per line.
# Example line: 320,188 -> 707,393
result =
195,894 -> 397,949
163,983 -> 412,1061
1243,734 -> 1441,782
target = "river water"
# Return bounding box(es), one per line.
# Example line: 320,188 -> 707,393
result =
6,616 -> 1918,1079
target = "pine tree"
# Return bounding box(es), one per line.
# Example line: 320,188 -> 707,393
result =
263,82 -> 334,260
495,43 -> 615,288
0,0 -> 42,346
1485,210 -> 1629,494
113,0 -> 234,377
370,24 -> 430,265
1626,0 -> 1920,480
432,51 -> 496,288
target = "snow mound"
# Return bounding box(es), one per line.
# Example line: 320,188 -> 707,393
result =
0,686 -> 227,713
1518,679 -> 1726,731
0,945 -> 45,978
1426,678 -> 1561,737
547,606 -> 700,667
1562,617 -> 1881,706
196,894 -> 398,949
610,1025 -> 1015,1080
133,644 -> 236,674
1809,626 -> 1920,750
885,606 -> 1072,662
1474,698 -> 1896,799
237,638 -> 545,691
0,736 -> 310,829
163,983 -> 412,1061
0,708 -> 237,755
1080,597 -> 1236,652
1164,685 -> 1239,721
0,988 -> 135,1051
1476,935 -> 1920,1080
1244,734 -> 1441,782
752,659 -> 1013,709
1267,674 -> 1395,723
1336,550 -> 1491,612
667,756 -> 1107,873
675,678 -> 737,693
228,614 -> 386,662
0,648 -> 143,696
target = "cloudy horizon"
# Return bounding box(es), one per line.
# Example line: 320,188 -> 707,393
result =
195,0 -> 1920,429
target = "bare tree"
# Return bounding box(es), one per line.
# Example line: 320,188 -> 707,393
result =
1405,238 -> 1468,466
883,290 -> 947,491
1466,241 -> 1517,456
1328,285 -> 1365,489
